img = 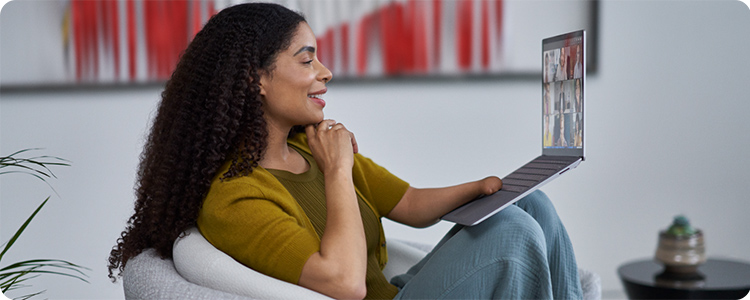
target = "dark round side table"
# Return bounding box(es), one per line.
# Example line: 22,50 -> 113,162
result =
618,258 -> 750,299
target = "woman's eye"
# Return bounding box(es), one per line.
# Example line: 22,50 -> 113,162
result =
303,60 -> 313,65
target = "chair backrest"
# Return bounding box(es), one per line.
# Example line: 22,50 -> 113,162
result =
173,227 -> 333,299
123,248 -> 253,299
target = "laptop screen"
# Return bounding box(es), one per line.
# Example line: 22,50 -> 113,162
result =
542,31 -> 585,158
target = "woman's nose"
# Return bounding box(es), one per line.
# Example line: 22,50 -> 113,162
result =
317,61 -> 333,83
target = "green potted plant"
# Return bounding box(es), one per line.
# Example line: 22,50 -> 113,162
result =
1,149 -> 90,299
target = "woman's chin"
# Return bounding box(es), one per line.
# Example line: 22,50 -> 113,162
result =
295,116 -> 324,128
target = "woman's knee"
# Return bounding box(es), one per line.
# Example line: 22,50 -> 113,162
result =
472,206 -> 547,254
517,190 -> 552,209
516,190 -> 559,221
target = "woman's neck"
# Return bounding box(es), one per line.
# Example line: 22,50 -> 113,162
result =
259,121 -> 309,174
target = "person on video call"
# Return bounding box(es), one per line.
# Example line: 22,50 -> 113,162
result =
575,79 -> 583,113
573,45 -> 583,79
107,3 -> 582,299
544,115 -> 554,147
555,47 -> 568,81
574,114 -> 583,147
544,83 -> 552,115
545,52 -> 555,83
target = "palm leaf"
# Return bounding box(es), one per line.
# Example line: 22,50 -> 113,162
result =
1,267 -> 40,293
0,149 -> 71,170
1,270 -> 47,299
0,149 -> 70,197
0,198 -> 48,262
0,148 -> 41,159
0,259 -> 90,281
0,259 -> 89,272
9,155 -> 71,175
1,274 -> 39,292
0,149 -> 88,299
14,290 -> 46,300
0,268 -> 89,286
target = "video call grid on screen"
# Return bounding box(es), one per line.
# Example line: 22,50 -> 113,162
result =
542,33 -> 584,150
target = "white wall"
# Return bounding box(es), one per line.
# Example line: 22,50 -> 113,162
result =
1,1 -> 749,299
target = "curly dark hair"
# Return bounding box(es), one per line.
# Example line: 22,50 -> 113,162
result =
107,3 -> 306,280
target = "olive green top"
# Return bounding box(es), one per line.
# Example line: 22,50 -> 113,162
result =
197,133 -> 409,299
268,145 -> 399,299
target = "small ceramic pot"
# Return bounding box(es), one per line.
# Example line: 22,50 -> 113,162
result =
655,230 -> 706,274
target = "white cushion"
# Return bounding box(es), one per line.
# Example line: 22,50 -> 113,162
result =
382,240 -> 429,279
173,227 -> 332,299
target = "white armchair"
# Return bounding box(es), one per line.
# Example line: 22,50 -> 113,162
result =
123,227 -> 600,299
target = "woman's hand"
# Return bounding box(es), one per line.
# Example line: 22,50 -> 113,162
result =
305,120 -> 359,174
477,176 -> 503,196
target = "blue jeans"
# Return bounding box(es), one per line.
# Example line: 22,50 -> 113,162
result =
391,190 -> 582,299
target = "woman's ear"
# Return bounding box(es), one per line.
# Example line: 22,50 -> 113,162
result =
256,74 -> 267,96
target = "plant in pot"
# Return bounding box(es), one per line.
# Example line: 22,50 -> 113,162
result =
1,149 -> 90,299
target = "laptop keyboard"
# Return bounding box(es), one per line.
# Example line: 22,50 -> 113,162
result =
501,157 -> 578,193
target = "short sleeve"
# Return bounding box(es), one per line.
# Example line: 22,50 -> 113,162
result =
352,153 -> 410,217
197,176 -> 320,285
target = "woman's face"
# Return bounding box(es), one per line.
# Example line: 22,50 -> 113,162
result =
259,22 -> 332,129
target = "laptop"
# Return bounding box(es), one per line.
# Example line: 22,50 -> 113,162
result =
442,30 -> 586,226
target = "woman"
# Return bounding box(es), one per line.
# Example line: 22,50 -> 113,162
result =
108,3 -> 581,299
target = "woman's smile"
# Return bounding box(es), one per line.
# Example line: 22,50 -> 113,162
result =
308,88 -> 327,108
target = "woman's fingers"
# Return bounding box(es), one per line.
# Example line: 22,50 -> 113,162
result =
331,123 -> 358,154
316,119 -> 338,131
350,131 -> 358,154
308,120 -> 358,154
305,120 -> 357,173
